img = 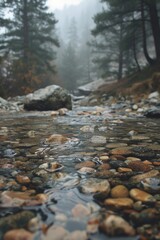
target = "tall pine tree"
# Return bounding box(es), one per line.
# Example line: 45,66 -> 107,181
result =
0,0 -> 59,95
92,0 -> 160,80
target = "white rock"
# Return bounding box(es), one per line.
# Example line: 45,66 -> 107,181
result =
148,91 -> 159,99
132,104 -> 138,110
137,108 -> 144,113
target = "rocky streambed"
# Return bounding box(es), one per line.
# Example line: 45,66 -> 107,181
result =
0,99 -> 160,240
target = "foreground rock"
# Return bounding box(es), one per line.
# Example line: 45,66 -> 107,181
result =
4,229 -> 33,240
100,215 -> 136,236
23,85 -> 72,111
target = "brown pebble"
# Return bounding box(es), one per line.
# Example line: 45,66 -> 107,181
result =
118,167 -> 132,173
99,155 -> 109,161
16,175 -> 31,184
46,134 -> 69,144
110,155 -> 126,161
128,161 -> 152,172
111,185 -> 129,198
75,161 -> 96,170
110,147 -> 132,156
72,203 -> 90,218
130,188 -> 155,202
104,198 -> 134,209
4,229 -> 33,240
143,160 -> 152,165
153,162 -> 160,166
51,111 -> 59,117
98,163 -> 110,171
100,215 -> 135,236
130,170 -> 159,182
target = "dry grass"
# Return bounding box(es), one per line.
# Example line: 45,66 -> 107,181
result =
95,65 -> 160,97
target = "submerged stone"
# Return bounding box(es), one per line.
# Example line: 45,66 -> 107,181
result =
100,215 -> 136,236
79,178 -> 110,195
4,229 -> 33,240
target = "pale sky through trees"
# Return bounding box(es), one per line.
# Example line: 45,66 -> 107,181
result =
47,0 -> 81,10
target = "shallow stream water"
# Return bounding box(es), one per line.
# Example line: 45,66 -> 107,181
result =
0,106 -> 160,239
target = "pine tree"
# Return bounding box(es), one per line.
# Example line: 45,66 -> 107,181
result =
0,0 -> 59,95
92,0 -> 160,80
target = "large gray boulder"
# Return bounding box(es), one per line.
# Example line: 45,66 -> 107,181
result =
23,85 -> 72,111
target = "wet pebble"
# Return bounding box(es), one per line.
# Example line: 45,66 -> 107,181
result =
98,163 -> 110,171
77,167 -> 96,174
72,203 -> 90,218
87,215 -> 100,234
130,188 -> 156,203
27,130 -> 36,138
100,215 -> 136,236
16,175 -> 31,184
130,170 -> 159,183
94,170 -> 115,178
75,161 -> 96,170
4,229 -> 33,240
104,198 -> 134,209
126,156 -> 141,162
90,135 -> 106,146
4,149 -> 16,158
141,177 -> 160,193
99,155 -> 109,161
80,178 -> 110,195
50,110 -> 59,117
58,108 -> 68,116
118,167 -> 132,173
39,162 -> 64,173
111,185 -> 129,198
28,217 -> 40,233
106,143 -> 128,149
65,231 -> 88,240
109,160 -> 127,169
80,125 -> 94,133
131,135 -> 150,141
55,213 -> 67,222
110,147 -> 132,155
46,134 -> 69,144
46,226 -> 69,240
127,161 -> 153,172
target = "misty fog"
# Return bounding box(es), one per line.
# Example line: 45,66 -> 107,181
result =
54,0 -> 103,92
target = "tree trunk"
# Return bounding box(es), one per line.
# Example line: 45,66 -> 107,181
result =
146,0 -> 160,60
140,0 -> 154,65
118,20 -> 123,80
23,0 -> 29,64
132,17 -> 141,71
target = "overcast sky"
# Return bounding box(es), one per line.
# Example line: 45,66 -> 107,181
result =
47,0 -> 81,10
